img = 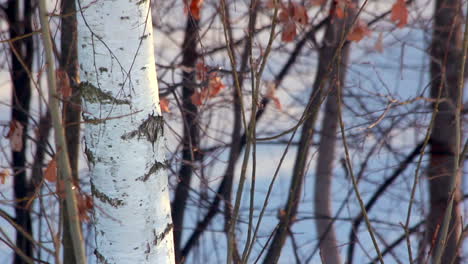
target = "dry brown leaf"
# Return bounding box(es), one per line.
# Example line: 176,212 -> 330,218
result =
282,21 -> 297,42
77,193 -> 93,222
278,8 -> 290,23
347,20 -> 371,42
187,0 -> 204,20
332,0 -> 356,19
160,97 -> 170,113
292,3 -> 308,25
44,158 -> 57,182
7,120 -> 24,152
191,91 -> 204,106
391,0 -> 408,28
208,75 -> 226,97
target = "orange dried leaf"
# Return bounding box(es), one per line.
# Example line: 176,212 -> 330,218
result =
282,21 -> 297,42
332,0 -> 347,19
0,170 -> 9,184
347,20 -> 371,42
332,0 -> 356,19
292,4 -> 308,25
160,97 -> 170,113
191,91 -> 203,106
44,158 -> 57,182
7,120 -> 24,152
278,9 -> 290,23
391,0 -> 408,28
189,0 -> 204,20
77,193 -> 93,222
208,76 -> 226,97
334,7 -> 344,19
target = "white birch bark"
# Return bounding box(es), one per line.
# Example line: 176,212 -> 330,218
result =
77,0 -> 174,263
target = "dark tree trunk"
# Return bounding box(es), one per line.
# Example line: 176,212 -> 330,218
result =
172,14 -> 200,263
7,0 -> 34,263
428,0 -> 463,263
60,0 -> 81,263
314,15 -> 352,264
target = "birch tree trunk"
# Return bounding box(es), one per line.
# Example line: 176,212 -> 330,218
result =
77,0 -> 175,263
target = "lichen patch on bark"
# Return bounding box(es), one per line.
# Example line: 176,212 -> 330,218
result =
136,161 -> 166,181
153,223 -> 173,246
84,145 -> 96,166
94,249 -> 109,264
79,82 -> 130,105
139,114 -> 164,147
120,114 -> 163,148
91,182 -> 125,207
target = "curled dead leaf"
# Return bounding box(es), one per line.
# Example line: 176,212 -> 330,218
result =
191,91 -> 206,106
208,75 -> 226,97
185,0 -> 204,20
44,158 -> 57,182
282,21 -> 297,42
332,0 -> 356,19
77,193 -> 93,222
160,97 -> 170,113
278,8 -> 290,23
7,120 -> 24,152
391,0 -> 408,28
347,20 -> 371,42
292,3 -> 308,25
